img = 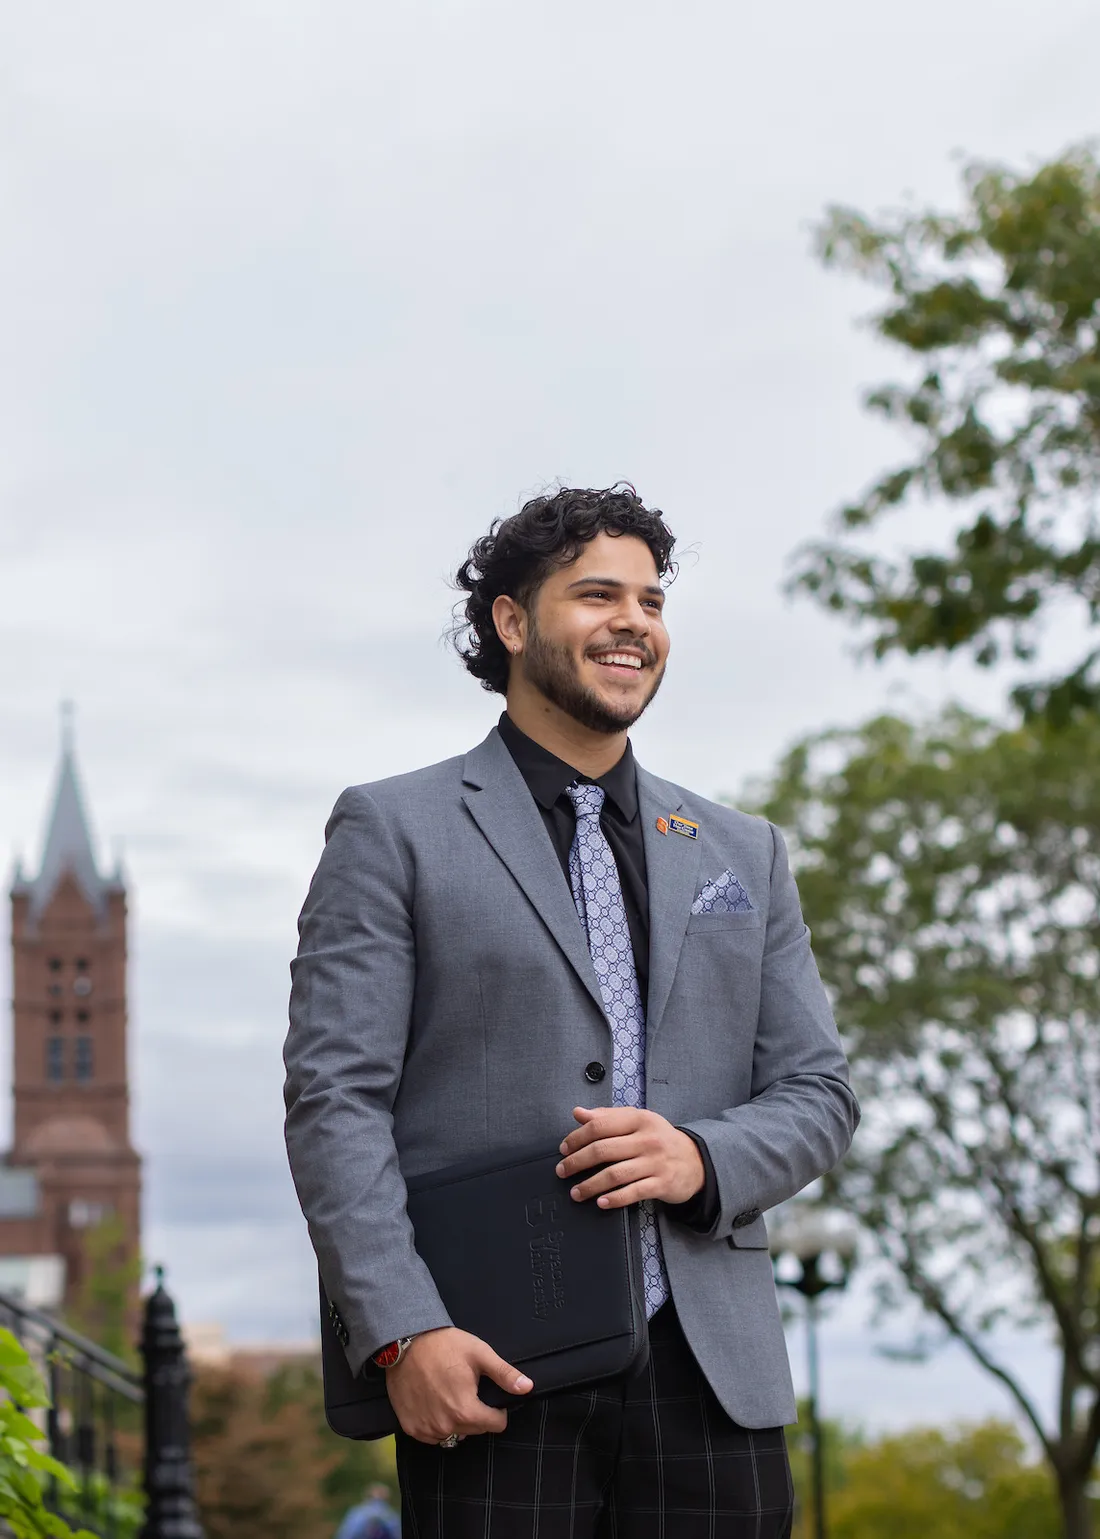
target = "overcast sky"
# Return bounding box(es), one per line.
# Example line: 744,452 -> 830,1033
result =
3,0 -> 1097,1433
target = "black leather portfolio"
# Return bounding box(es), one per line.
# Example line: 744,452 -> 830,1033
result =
319,1144 -> 649,1440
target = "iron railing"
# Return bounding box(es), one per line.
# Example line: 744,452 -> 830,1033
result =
0,1273 -> 203,1539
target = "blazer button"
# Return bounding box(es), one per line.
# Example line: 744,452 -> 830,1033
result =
731,1208 -> 761,1229
584,1061 -> 606,1084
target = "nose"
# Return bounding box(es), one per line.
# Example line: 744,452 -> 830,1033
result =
610,593 -> 651,636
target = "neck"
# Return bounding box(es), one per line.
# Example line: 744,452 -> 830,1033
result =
504,684 -> 629,779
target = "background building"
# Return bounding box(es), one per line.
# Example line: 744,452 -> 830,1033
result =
0,717 -> 141,1313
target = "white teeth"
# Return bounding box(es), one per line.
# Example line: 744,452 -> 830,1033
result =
593,653 -> 643,669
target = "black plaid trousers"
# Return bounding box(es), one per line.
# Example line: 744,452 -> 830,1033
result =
396,1302 -> 794,1538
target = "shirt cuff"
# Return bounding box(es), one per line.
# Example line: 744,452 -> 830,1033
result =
664,1128 -> 720,1233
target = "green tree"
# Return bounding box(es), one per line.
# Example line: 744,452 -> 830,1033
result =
790,146 -> 1100,722
65,1214 -> 142,1367
265,1362 -> 398,1526
191,1362 -> 342,1539
753,708 -> 1100,1538
785,1407 -> 1073,1536
0,1328 -> 95,1539
827,1421 -> 1066,1539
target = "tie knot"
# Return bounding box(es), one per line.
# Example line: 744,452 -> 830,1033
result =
567,782 -> 606,821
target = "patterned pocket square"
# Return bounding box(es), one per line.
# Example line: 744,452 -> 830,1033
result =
691,869 -> 755,915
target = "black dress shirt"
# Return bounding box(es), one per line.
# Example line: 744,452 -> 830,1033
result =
497,713 -> 719,1234
497,712 -> 651,992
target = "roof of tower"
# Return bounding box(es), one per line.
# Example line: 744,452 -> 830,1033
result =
18,708 -> 121,922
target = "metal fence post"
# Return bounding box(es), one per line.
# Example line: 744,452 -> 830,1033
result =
140,1268 -> 204,1539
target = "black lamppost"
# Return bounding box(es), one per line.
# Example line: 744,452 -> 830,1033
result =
770,1207 -> 858,1539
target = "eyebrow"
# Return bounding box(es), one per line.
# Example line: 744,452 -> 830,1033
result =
565,576 -> 665,598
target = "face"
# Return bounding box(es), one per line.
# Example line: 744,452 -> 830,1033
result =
519,532 -> 670,734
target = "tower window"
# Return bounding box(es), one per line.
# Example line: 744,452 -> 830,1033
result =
49,1010 -> 62,1026
69,1200 -> 112,1229
48,984 -> 63,998
73,977 -> 92,998
76,1009 -> 90,1024
48,958 -> 62,973
75,1037 -> 94,1082
46,1038 -> 64,1082
75,959 -> 89,973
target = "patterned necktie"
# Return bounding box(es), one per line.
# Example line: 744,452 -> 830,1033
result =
566,782 -> 669,1318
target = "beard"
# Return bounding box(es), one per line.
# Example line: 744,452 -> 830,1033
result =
522,620 -> 665,734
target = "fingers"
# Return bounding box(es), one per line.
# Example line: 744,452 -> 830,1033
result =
556,1136 -> 640,1180
591,1177 -> 662,1209
556,1113 -> 696,1205
432,1346 -> 528,1441
558,1118 -> 665,1179
389,1328 -> 528,1445
474,1342 -> 534,1397
565,1156 -> 651,1203
400,1400 -> 507,1443
457,1402 -> 509,1437
560,1107 -> 645,1156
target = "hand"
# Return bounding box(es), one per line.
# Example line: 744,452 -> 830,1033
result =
556,1107 -> 705,1208
385,1326 -> 533,1444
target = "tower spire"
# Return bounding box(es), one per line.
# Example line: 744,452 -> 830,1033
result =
27,704 -> 111,922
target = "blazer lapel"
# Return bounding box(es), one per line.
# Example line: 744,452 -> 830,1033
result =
637,768 -> 702,1037
461,730 -> 606,1018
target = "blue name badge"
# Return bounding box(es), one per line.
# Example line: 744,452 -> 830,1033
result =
667,815 -> 699,839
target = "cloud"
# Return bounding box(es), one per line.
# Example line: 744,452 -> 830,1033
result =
2,0 -> 1092,1423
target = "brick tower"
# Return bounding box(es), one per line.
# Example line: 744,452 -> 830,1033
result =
0,714 -> 141,1312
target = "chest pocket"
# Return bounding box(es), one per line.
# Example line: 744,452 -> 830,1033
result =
684,910 -> 763,935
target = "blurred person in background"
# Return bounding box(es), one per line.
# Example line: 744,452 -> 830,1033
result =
333,1482 -> 400,1539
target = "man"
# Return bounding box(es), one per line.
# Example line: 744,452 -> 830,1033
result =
333,1483 -> 401,1539
285,485 -> 858,1537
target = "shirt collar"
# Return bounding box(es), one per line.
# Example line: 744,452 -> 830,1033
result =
497,713 -> 638,821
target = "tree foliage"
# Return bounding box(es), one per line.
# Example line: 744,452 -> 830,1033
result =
753,708 -> 1100,1535
191,1360 -> 397,1539
65,1214 -> 142,1368
191,1364 -> 339,1539
791,146 -> 1100,721
0,1328 -> 95,1539
264,1362 -> 398,1527
818,1420 -> 1070,1539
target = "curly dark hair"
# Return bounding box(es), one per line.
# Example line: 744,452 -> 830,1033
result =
452,484 -> 677,695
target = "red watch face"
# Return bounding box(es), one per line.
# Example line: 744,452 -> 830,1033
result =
373,1341 -> 403,1368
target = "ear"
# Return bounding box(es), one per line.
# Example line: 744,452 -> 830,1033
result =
491,594 -> 526,655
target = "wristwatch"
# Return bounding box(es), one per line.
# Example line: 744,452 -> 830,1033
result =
371,1336 -> 415,1369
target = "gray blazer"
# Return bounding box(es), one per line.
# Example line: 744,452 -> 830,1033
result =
284,727 -> 858,1428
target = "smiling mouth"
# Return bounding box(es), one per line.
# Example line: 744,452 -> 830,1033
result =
589,651 -> 646,675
